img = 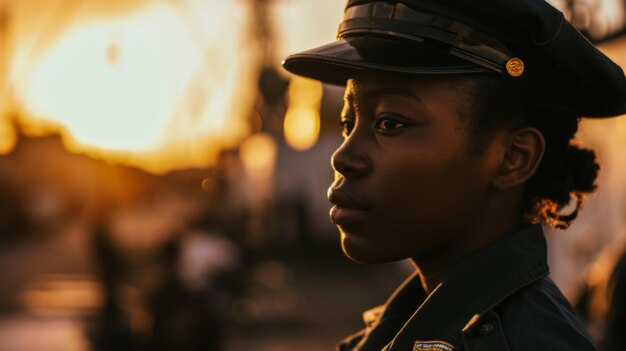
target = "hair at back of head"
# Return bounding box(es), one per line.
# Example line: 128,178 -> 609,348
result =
467,74 -> 600,229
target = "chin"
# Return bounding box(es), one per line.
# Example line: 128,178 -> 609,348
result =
340,231 -> 404,264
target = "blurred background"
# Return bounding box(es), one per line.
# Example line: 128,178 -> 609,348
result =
0,0 -> 622,350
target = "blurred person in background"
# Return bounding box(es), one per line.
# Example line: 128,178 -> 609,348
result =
576,234 -> 626,351
282,0 -> 626,350
601,248 -> 626,351
145,227 -> 240,351
89,212 -> 134,351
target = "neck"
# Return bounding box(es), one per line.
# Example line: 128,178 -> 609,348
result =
412,191 -> 525,294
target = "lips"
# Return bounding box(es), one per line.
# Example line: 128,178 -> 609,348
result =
328,187 -> 370,226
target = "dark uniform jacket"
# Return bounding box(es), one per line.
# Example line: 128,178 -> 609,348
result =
338,224 -> 597,351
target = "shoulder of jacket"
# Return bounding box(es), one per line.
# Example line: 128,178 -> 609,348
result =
463,277 -> 597,351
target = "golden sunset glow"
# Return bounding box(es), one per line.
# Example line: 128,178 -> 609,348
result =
0,117 -> 16,153
0,0 -> 622,174
22,5 -> 190,151
284,77 -> 322,151
239,132 -> 277,208
0,0 -> 347,172
240,133 -> 277,182
284,106 -> 320,151
6,0 -> 255,173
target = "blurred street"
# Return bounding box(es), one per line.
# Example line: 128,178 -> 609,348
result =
0,221 -> 408,351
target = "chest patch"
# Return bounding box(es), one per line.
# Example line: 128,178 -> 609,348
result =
413,340 -> 454,351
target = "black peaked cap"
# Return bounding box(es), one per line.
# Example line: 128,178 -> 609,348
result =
282,0 -> 626,118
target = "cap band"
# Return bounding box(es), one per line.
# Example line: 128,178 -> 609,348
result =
339,2 -> 518,75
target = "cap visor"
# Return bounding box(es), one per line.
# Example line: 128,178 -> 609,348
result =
282,35 -> 489,85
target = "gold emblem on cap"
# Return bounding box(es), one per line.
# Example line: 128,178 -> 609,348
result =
505,58 -> 524,77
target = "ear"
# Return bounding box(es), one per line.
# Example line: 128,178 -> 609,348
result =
491,127 -> 545,190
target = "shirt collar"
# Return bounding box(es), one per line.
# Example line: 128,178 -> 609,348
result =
381,224 -> 549,350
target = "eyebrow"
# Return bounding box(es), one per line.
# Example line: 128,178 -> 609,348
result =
344,87 -> 425,108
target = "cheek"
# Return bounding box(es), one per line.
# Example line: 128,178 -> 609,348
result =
338,136 -> 491,263
338,167 -> 454,263
378,154 -> 457,204
377,151 -> 488,230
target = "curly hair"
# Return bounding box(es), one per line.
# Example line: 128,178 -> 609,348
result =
466,75 -> 600,229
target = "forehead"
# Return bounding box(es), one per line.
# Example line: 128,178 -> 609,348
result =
344,73 -> 463,100
343,73 -> 480,126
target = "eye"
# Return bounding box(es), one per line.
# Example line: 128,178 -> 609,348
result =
340,119 -> 355,137
375,115 -> 407,131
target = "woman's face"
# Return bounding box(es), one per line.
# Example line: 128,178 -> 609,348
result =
328,75 -> 499,264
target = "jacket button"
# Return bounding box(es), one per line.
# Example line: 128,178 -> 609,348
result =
479,323 -> 495,335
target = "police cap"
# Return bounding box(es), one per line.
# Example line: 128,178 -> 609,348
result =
282,0 -> 626,117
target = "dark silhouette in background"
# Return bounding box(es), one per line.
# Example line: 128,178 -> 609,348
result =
146,238 -> 225,351
602,251 -> 626,351
88,215 -> 134,351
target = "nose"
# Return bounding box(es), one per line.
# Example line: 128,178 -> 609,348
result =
331,134 -> 370,178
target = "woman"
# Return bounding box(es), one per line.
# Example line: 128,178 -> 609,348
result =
283,0 -> 626,350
